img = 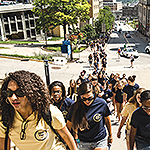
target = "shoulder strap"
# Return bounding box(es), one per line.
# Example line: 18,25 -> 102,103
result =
42,106 -> 66,146
4,126 -> 9,150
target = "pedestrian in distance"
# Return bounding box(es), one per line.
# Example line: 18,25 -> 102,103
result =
0,70 -> 78,150
130,54 -> 134,68
117,88 -> 146,150
66,81 -> 113,150
88,54 -> 93,68
117,47 -> 121,59
129,90 -> 150,150
48,81 -> 75,122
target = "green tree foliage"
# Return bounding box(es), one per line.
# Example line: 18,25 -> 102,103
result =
80,24 -> 97,40
32,0 -> 91,40
94,6 -> 114,35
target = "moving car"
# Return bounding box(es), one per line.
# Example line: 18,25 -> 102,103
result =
125,33 -> 131,38
145,43 -> 150,53
121,47 -> 139,58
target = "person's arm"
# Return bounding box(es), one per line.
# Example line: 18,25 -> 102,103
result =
104,116 -> 113,144
0,137 -> 10,150
123,93 -> 127,104
112,92 -> 116,107
117,116 -> 128,138
57,125 -> 78,150
129,125 -> 137,150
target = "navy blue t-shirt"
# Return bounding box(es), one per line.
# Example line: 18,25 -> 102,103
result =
123,83 -> 139,101
67,97 -> 111,142
54,97 -> 75,122
102,89 -> 113,102
112,88 -> 123,103
130,107 -> 150,139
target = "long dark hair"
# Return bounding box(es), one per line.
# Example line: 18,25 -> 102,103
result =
0,70 -> 51,128
71,81 -> 92,130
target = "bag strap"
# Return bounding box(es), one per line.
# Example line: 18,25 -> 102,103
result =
42,106 -> 66,146
4,126 -> 9,150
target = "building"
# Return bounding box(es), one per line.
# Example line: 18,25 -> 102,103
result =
103,0 -> 122,12
0,4 -> 46,41
122,3 -> 138,20
138,0 -> 150,37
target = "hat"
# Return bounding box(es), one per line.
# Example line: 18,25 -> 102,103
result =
140,90 -> 150,102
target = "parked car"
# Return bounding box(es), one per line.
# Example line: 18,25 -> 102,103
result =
121,47 -> 139,58
145,43 -> 150,53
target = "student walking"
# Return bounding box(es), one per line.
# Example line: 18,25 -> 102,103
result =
130,54 -> 134,68
0,70 -> 77,150
48,81 -> 75,122
67,81 -> 113,150
117,88 -> 146,150
129,90 -> 150,150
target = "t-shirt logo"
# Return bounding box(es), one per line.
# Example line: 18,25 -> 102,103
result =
34,129 -> 48,141
62,110 -> 68,119
93,113 -> 102,122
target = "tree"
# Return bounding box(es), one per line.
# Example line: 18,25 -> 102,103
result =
94,6 -> 114,36
32,0 -> 91,41
80,24 -> 97,40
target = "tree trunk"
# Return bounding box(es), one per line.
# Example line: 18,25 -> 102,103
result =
63,23 -> 66,41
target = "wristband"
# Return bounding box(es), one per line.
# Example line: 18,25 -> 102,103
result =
75,139 -> 80,144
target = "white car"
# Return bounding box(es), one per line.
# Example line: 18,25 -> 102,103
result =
121,47 -> 139,58
145,43 -> 150,54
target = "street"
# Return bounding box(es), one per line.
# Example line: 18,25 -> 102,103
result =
0,22 -> 150,150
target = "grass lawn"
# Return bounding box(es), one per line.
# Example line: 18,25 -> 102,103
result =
48,37 -> 64,41
0,41 -> 40,44
0,47 -> 10,49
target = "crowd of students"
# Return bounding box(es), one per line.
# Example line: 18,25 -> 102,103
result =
0,38 -> 150,150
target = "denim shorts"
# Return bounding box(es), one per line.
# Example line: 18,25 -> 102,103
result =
135,136 -> 150,150
78,136 -> 107,150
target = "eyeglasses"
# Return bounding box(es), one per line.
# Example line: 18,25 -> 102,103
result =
142,106 -> 150,110
5,89 -> 24,97
20,120 -> 29,140
52,90 -> 62,94
81,96 -> 94,102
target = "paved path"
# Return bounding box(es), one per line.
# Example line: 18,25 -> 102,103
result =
0,31 -> 150,150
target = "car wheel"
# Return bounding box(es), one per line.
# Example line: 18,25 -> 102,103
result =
145,48 -> 150,54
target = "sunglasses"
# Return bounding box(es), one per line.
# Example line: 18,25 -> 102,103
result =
5,89 -> 25,97
142,106 -> 150,110
52,90 -> 62,94
81,96 -> 94,102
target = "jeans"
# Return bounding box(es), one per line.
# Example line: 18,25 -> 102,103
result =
78,136 -> 107,150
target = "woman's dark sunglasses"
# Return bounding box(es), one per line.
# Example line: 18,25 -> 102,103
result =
81,96 -> 94,102
4,89 -> 25,97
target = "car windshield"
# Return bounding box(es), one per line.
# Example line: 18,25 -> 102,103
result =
127,49 -> 134,52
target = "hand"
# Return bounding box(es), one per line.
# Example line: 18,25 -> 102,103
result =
107,135 -> 113,145
117,131 -> 121,138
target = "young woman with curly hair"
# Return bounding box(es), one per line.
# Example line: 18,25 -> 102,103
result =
117,88 -> 146,150
0,70 -> 77,150
66,81 -> 113,150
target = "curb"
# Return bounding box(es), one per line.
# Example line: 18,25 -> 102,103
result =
0,55 -> 53,64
